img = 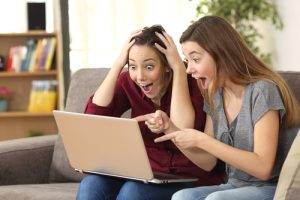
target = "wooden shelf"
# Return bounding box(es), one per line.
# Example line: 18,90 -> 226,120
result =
0,32 -> 56,37
0,70 -> 57,77
0,111 -> 53,118
0,32 -> 62,140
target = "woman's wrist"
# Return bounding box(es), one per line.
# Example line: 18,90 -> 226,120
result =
111,61 -> 125,72
172,62 -> 187,76
164,123 -> 180,134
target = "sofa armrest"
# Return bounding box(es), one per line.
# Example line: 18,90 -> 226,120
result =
0,135 -> 57,185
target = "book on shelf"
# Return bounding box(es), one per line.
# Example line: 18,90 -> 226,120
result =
44,37 -> 57,71
20,39 -> 36,71
32,37 -> 56,72
6,46 -> 27,72
29,39 -> 42,72
5,37 -> 57,73
27,80 -> 57,112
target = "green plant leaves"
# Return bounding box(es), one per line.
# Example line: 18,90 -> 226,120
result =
190,0 -> 283,64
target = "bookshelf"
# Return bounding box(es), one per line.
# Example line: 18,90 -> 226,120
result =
0,32 -> 63,140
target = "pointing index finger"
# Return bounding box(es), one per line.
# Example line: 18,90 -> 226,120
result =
154,132 -> 176,143
133,113 -> 154,122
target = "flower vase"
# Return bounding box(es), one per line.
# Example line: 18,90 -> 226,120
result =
0,99 -> 8,112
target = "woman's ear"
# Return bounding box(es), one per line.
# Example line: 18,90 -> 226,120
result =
165,66 -> 171,72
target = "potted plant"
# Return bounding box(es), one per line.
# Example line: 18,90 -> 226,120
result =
0,86 -> 12,112
190,0 -> 283,64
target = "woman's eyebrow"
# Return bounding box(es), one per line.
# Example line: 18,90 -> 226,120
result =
143,58 -> 156,62
189,51 -> 202,56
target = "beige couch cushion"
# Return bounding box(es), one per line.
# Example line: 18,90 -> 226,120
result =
0,183 -> 79,200
274,128 -> 300,200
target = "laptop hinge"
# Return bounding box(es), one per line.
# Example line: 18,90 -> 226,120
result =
75,169 -> 83,173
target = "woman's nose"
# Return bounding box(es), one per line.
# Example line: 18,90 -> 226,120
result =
186,63 -> 194,74
137,69 -> 145,81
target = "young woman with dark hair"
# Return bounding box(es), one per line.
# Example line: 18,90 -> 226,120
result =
76,24 -> 223,200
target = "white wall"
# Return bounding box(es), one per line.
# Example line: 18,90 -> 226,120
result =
0,0 -> 55,33
273,0 -> 300,71
0,0 -> 299,71
68,0 -> 198,71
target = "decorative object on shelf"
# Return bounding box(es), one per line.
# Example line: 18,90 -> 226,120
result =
29,130 -> 45,137
0,86 -> 12,112
27,2 -> 46,31
190,0 -> 283,64
0,55 -> 5,71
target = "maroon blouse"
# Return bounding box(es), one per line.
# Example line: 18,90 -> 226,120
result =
84,71 -> 223,185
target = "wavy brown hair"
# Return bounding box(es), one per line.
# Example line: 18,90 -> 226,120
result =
130,25 -> 172,98
180,16 -> 300,128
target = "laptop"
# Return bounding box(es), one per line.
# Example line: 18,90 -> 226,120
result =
53,110 -> 198,184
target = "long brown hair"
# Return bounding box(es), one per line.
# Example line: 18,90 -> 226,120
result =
180,16 -> 300,127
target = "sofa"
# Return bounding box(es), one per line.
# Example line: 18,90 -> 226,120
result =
0,68 -> 299,200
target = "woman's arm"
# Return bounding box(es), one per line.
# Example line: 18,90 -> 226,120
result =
155,32 -> 195,129
136,111 -> 218,171
199,110 -> 279,180
171,115 -> 218,171
156,110 -> 279,180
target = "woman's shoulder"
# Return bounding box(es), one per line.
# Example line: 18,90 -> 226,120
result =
249,79 -> 279,95
119,70 -> 130,78
118,71 -> 131,83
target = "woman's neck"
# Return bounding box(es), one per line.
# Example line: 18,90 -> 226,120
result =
151,74 -> 172,107
223,80 -> 244,99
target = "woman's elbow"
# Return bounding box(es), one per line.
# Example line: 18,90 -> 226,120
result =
198,159 -> 217,172
202,165 -> 214,172
256,166 -> 273,181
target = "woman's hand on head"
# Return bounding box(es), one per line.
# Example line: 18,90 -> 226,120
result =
114,30 -> 142,69
134,110 -> 179,134
154,31 -> 185,72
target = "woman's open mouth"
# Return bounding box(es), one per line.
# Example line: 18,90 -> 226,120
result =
197,77 -> 208,89
140,83 -> 153,94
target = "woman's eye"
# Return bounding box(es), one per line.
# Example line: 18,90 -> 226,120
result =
145,65 -> 154,70
129,65 -> 136,70
193,58 -> 200,63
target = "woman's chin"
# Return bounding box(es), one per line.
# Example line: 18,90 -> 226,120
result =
144,93 -> 154,99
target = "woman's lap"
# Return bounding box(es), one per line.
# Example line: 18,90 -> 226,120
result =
76,174 -> 194,200
172,183 -> 276,200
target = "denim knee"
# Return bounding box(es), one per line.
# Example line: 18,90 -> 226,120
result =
79,175 -> 102,190
117,181 -> 143,200
172,189 -> 197,200
205,191 -> 226,200
77,175 -> 103,200
77,175 -> 124,200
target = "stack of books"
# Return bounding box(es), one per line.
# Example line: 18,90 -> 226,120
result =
27,80 -> 57,112
6,37 -> 57,72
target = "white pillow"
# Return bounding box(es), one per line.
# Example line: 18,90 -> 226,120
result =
274,129 -> 300,200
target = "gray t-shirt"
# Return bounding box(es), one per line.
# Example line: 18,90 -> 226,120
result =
204,80 -> 298,187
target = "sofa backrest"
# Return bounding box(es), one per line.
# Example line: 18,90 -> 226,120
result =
278,71 -> 300,104
64,68 -> 109,113
48,69 -> 300,183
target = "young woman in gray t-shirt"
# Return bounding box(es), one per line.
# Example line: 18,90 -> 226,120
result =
136,16 -> 300,200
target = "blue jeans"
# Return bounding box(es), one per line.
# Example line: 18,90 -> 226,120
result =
76,174 -> 194,200
172,183 -> 276,200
